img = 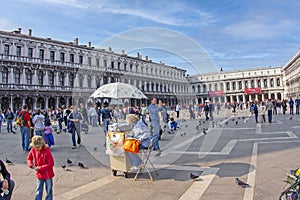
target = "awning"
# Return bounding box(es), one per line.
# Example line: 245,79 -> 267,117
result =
244,88 -> 262,94
208,90 -> 224,97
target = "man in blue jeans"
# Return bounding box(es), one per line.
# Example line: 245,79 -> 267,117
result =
148,98 -> 163,155
5,108 -> 15,134
101,104 -> 112,136
19,105 -> 31,151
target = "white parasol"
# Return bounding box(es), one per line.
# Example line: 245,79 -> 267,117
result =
89,82 -> 148,99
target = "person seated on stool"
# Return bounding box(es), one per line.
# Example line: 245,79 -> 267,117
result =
168,117 -> 178,133
126,114 -> 151,170
0,159 -> 15,200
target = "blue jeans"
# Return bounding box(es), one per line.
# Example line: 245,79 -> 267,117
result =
71,126 -> 81,147
150,120 -> 160,150
268,110 -> 272,123
6,119 -> 13,132
103,119 -> 110,135
20,126 -> 30,151
35,178 -> 53,200
92,116 -> 97,127
35,129 -> 45,139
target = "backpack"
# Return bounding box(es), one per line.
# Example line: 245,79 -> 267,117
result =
16,112 -> 26,127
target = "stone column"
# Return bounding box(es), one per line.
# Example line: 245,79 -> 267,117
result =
45,97 -> 49,110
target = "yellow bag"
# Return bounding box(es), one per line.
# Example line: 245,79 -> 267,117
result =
122,138 -> 140,154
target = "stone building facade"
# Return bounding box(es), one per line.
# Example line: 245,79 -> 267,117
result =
0,28 -> 192,111
282,49 -> 300,99
188,67 -> 284,104
0,28 -> 299,112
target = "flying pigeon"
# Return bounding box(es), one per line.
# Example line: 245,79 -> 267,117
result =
190,173 -> 200,180
67,159 -> 72,165
78,162 -> 85,169
235,178 -> 250,188
5,158 -> 13,165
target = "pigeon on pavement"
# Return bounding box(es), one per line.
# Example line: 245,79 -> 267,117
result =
235,178 -> 250,188
5,158 -> 13,165
78,162 -> 85,169
190,173 -> 200,180
67,159 -> 72,165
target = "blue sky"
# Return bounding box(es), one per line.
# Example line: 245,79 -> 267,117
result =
1,0 -> 300,74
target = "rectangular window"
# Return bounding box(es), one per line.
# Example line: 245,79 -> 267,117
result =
104,60 -> 107,68
2,69 -> 8,84
4,45 -> 9,56
88,57 -> 92,66
70,54 -> 74,63
111,61 -> 114,69
79,55 -> 83,64
96,58 -> 100,68
28,48 -> 33,58
50,51 -> 55,61
118,62 -> 121,70
60,52 -> 65,62
16,46 -> 21,57
124,63 -> 127,71
39,49 -> 44,60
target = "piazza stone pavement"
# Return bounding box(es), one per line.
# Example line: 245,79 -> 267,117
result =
1,108 -> 300,200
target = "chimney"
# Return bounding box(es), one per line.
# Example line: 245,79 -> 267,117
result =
28,29 -> 32,36
74,38 -> 78,45
108,47 -> 112,52
88,42 -> 91,47
121,50 -> 125,55
145,56 -> 148,61
18,28 -> 22,34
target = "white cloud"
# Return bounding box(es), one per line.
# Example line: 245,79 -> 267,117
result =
221,18 -> 293,39
0,18 -> 16,31
30,0 -> 214,27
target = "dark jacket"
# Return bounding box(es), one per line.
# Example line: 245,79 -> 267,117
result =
0,160 -> 11,181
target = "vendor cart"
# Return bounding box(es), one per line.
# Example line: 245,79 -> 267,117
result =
106,131 -> 131,178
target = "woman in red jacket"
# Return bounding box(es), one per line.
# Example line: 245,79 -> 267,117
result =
27,136 -> 55,200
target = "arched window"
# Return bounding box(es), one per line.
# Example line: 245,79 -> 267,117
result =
220,83 -> 224,90
2,67 -> 8,84
257,80 -> 261,88
214,83 -> 218,90
251,80 -> 255,88
38,71 -> 43,85
203,84 -> 207,93
232,82 -> 236,90
69,73 -> 74,87
26,69 -> 32,85
59,72 -> 64,86
197,85 -> 200,93
276,78 -> 281,86
263,79 -> 267,88
87,75 -> 92,86
238,81 -> 242,89
270,78 -> 274,87
78,74 -> 84,87
49,71 -> 55,86
245,81 -> 248,88
226,82 -> 230,90
15,69 -> 21,84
